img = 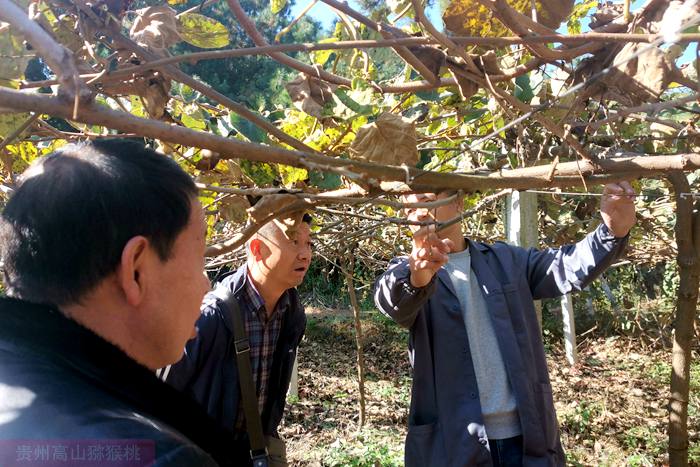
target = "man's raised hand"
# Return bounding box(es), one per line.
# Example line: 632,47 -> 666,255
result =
600,181 -> 637,238
408,225 -> 454,288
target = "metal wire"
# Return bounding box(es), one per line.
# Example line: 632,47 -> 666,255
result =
521,189 -> 700,200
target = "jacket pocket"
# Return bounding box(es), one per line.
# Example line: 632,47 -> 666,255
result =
405,422 -> 446,467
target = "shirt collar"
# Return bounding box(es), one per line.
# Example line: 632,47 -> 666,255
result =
244,269 -> 291,315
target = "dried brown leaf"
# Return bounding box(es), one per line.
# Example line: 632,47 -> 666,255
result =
285,73 -> 337,118
247,194 -> 300,223
447,64 -> 479,100
408,46 -> 446,78
348,113 -> 418,166
445,51 -> 501,100
378,23 -> 446,79
129,5 -> 181,56
142,74 -> 171,119
589,2 -> 623,29
220,195 -> 249,223
577,43 -> 677,106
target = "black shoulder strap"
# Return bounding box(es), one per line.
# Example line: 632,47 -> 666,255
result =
228,297 -> 269,467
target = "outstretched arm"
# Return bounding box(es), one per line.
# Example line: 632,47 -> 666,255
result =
523,182 -> 636,299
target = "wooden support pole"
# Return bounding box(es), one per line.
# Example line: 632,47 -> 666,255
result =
667,172 -> 700,466
505,190 -> 543,325
288,354 -> 299,399
560,293 -> 578,366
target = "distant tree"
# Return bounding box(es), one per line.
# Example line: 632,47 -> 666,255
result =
172,0 -> 322,110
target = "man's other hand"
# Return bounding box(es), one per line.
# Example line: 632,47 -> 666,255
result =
601,181 -> 636,238
409,226 -> 453,288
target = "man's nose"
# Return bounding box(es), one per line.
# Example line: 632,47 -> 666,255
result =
298,244 -> 311,261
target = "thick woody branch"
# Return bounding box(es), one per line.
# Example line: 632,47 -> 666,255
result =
0,0 -> 90,115
3,87 -> 700,193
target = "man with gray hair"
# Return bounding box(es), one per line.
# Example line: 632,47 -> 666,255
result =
165,211 -> 313,467
375,183 -> 636,466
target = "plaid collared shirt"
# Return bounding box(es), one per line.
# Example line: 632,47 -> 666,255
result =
234,273 -> 288,431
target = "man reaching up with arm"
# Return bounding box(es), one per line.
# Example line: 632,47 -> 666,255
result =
375,183 -> 636,467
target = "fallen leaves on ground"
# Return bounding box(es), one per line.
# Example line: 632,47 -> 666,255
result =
280,308 -> 699,466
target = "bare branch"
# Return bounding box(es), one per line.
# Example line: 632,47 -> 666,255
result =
578,93 -> 700,132
21,32 -> 697,88
227,0 -> 352,87
75,5 -> 318,155
0,113 -> 38,152
0,0 -> 90,115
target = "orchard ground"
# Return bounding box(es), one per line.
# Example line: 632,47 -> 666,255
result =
280,306 -> 700,467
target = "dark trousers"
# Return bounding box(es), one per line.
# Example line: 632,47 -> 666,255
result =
490,435 -> 524,466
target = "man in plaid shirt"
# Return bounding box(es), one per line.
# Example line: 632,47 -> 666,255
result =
164,211 -> 313,466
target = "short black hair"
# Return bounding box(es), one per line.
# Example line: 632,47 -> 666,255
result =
0,139 -> 198,306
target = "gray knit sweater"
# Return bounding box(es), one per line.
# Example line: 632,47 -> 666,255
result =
444,248 -> 522,440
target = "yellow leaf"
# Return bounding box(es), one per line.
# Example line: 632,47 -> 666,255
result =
177,13 -> 230,49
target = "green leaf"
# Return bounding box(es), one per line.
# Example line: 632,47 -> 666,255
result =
177,13 -> 230,49
309,170 -> 342,190
463,108 -> 487,123
514,74 -> 534,103
334,88 -> 374,116
271,0 -> 287,14
180,110 -> 207,130
566,0 -> 597,35
0,113 -> 31,139
6,141 -> 39,173
229,114 -> 267,143
240,160 -> 277,186
0,27 -> 30,88
415,89 -> 440,102
129,96 -> 147,118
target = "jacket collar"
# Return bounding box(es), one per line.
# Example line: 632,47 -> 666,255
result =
434,238 -> 504,298
0,296 -> 236,465
467,239 -> 506,296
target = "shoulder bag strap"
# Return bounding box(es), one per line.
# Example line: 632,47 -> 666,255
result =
228,297 -> 269,467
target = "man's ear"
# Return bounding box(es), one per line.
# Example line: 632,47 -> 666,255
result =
118,236 -> 151,307
249,237 -> 263,259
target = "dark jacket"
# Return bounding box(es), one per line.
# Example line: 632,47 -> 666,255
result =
165,265 -> 306,437
374,224 -> 628,467
0,297 -> 236,466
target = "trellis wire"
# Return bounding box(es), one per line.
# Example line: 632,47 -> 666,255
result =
522,189 -> 699,200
